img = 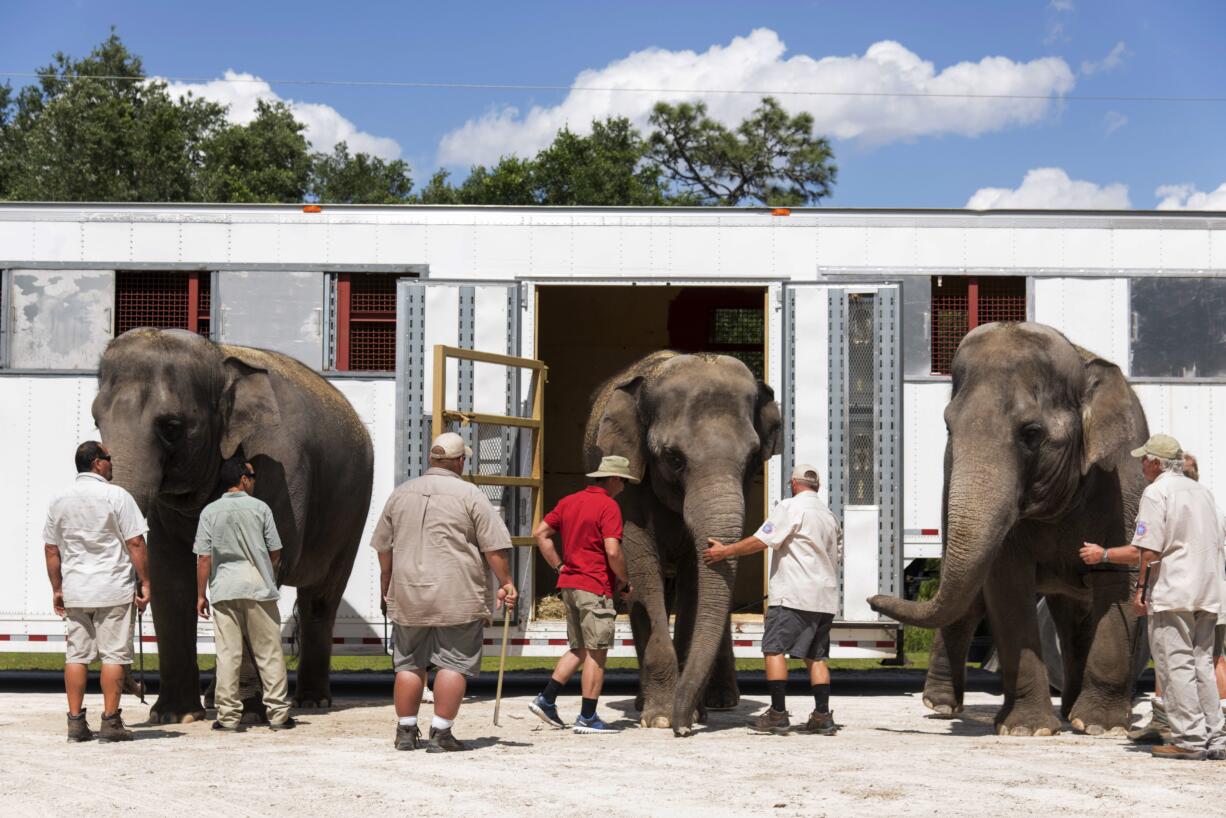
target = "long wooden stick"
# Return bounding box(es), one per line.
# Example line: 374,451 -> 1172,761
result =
492,603 -> 512,726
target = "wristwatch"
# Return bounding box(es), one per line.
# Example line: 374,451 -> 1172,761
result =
1100,548 -> 1109,564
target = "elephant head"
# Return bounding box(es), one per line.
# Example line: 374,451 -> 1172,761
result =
870,322 -> 1145,628
92,328 -> 282,515
592,352 -> 781,723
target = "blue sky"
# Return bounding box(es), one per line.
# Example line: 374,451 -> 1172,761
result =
3,0 -> 1225,208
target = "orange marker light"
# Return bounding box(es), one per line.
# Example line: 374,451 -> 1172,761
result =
771,208 -> 791,216
303,205 -> 323,213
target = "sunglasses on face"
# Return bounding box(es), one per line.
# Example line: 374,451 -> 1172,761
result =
243,471 -> 256,480
95,454 -> 112,462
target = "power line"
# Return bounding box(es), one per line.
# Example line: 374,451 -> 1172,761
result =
1,71 -> 1224,104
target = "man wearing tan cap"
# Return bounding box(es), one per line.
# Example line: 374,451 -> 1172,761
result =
1127,434 -> 1226,760
528,455 -> 634,734
705,462 -> 842,736
370,432 -> 517,752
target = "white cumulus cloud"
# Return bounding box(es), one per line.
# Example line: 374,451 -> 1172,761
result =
966,167 -> 1131,209
1155,183 -> 1226,210
162,70 -> 401,160
437,29 -> 1076,166
1080,41 -> 1128,76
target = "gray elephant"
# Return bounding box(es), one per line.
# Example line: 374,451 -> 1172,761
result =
585,351 -> 781,736
92,328 -> 374,722
870,322 -> 1147,735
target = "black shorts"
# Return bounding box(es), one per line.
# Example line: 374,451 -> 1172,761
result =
761,605 -> 834,661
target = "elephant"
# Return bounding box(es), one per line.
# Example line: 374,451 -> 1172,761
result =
585,351 -> 781,736
869,322 -> 1148,736
92,328 -> 374,723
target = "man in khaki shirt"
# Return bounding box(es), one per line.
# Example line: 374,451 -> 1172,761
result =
1129,434 -> 1226,761
370,432 -> 516,752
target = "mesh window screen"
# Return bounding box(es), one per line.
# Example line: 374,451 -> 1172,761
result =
115,272 -> 211,337
345,273 -> 399,371
197,276 -> 211,338
930,276 -> 1026,374
847,294 -> 877,504
709,307 -> 764,378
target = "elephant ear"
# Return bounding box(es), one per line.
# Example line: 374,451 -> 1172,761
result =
593,375 -> 646,481
1080,352 -> 1139,473
756,381 -> 782,461
219,355 -> 282,460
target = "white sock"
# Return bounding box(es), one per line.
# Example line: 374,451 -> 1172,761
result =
398,716 -> 417,727
431,715 -> 454,731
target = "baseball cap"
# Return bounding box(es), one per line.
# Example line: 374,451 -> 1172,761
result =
430,432 -> 472,460
791,463 -> 821,486
1130,434 -> 1182,460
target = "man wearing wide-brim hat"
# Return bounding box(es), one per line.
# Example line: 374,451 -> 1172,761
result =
528,455 -> 636,734
1127,433 -> 1226,761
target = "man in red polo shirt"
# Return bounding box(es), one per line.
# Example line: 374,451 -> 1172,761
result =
528,455 -> 634,734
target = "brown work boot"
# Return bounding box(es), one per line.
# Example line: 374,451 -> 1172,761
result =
394,723 -> 421,751
67,709 -> 93,743
99,709 -> 134,742
748,708 -> 791,735
1151,743 -> 1206,761
426,726 -> 468,752
1128,701 -> 1172,744
797,709 -> 838,736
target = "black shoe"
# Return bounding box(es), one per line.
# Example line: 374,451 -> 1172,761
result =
269,717 -> 297,731
211,720 -> 243,732
427,726 -> 468,752
797,709 -> 839,736
395,723 -> 421,751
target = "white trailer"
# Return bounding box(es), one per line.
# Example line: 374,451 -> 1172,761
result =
2,203 -> 1225,661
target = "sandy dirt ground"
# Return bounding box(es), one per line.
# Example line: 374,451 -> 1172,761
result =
1,689 -> 1222,817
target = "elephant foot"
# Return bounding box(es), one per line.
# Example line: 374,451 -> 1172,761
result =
639,702 -> 671,729
239,698 -> 269,725
1068,696 -> 1131,736
293,695 -> 333,709
149,695 -> 206,725
673,724 -> 695,738
994,707 -> 1061,737
703,686 -> 740,711
921,681 -> 964,718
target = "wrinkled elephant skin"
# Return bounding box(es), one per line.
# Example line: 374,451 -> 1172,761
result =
585,352 -> 781,736
869,323 -> 1147,736
93,329 -> 374,722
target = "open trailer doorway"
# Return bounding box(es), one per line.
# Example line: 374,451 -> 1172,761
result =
531,283 -> 770,620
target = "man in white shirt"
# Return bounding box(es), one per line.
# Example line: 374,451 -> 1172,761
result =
43,441 -> 150,742
1129,435 -> 1226,761
705,462 -> 842,736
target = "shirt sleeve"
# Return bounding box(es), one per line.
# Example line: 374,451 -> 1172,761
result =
369,495 -> 397,553
543,501 -> 563,532
471,490 -> 513,553
262,503 -> 283,552
755,502 -> 798,550
1131,489 -> 1166,553
599,500 -> 623,541
116,489 -> 149,541
42,502 -> 59,546
192,508 -> 214,556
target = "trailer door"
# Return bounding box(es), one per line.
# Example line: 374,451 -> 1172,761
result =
783,282 -> 901,624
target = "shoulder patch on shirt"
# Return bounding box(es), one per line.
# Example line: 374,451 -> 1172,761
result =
761,522 -> 775,534
1135,521 -> 1148,538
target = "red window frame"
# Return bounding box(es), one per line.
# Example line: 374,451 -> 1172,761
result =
114,271 -> 211,337
334,272 -> 399,372
930,275 -> 1026,375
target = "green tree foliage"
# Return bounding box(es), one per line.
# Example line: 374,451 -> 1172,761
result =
533,118 -> 664,205
197,100 -> 311,203
310,141 -> 413,204
648,96 -> 837,206
0,32 -> 226,202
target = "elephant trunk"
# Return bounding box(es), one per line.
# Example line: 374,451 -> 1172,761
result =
674,472 -> 744,733
99,407 -> 164,516
869,446 -> 1019,629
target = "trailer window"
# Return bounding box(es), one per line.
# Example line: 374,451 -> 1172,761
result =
115,271 -> 211,337
1131,278 -> 1226,378
333,272 -> 399,372
930,276 -> 1026,374
708,307 -> 764,379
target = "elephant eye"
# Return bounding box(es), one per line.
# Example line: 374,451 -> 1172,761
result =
1019,423 -> 1045,450
155,415 -> 185,445
662,447 -> 686,471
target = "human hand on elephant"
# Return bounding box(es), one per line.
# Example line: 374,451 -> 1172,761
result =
703,538 -> 731,564
196,595 -> 210,620
1079,542 -> 1106,565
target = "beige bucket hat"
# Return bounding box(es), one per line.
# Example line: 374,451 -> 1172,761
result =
586,455 -> 640,484
1130,433 -> 1182,460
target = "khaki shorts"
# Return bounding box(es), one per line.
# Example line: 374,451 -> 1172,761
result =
64,604 -> 133,665
562,588 -> 615,651
392,620 -> 484,678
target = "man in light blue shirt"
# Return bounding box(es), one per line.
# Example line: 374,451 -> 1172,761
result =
194,457 -> 293,731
